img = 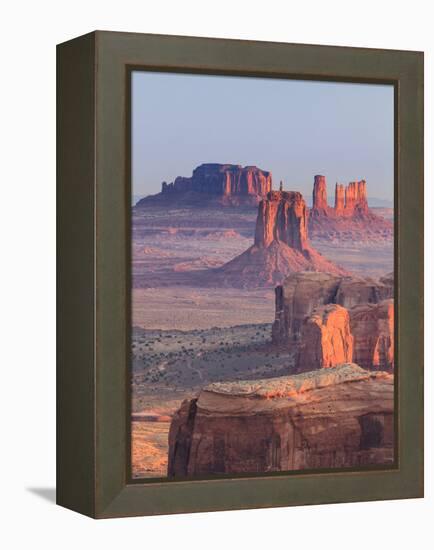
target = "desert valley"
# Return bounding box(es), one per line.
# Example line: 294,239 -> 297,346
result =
131,163 -> 394,479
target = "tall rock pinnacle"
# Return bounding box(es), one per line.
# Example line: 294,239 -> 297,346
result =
312,175 -> 329,212
136,163 -> 273,207
334,183 -> 345,214
254,191 -> 308,250
211,189 -> 347,288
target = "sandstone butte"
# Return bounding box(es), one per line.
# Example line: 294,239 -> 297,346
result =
167,364 -> 394,477
210,190 -> 348,288
135,163 -> 273,206
271,271 -> 394,372
308,174 -> 393,240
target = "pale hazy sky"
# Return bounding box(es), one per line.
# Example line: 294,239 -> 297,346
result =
132,71 -> 394,202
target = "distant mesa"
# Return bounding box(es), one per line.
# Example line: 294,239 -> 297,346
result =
135,163 -> 272,207
135,165 -> 393,241
308,174 -> 393,240
311,175 -> 368,217
208,189 -> 348,288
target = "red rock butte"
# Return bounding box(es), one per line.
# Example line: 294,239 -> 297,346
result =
254,190 -> 308,250
308,174 -> 393,240
211,189 -> 347,288
136,163 -> 273,206
311,175 -> 369,217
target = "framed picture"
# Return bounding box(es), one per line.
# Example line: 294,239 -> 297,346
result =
57,31 -> 423,518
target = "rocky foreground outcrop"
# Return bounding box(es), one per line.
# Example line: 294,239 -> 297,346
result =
168,364 -> 394,477
351,299 -> 394,371
308,175 -> 393,241
136,164 -> 272,206
210,191 -> 347,288
272,272 -> 394,371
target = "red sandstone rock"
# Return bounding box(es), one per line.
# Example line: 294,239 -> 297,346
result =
335,276 -> 393,308
212,192 -> 347,288
254,190 -> 308,250
344,180 -> 369,216
296,304 -> 353,373
168,364 -> 394,477
311,175 -> 329,214
334,183 -> 345,214
350,299 -> 394,370
272,272 -> 343,344
137,163 -> 272,206
272,271 -> 394,349
308,176 -> 393,241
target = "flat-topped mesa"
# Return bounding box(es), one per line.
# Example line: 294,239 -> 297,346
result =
254,190 -> 308,251
168,364 -> 395,477
138,163 -> 273,206
351,299 -> 394,370
311,175 -> 329,214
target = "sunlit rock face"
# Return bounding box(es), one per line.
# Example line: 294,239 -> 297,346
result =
137,163 -> 273,206
167,364 -> 395,477
211,192 -> 347,289
254,190 -> 308,250
272,271 -> 393,345
296,304 -> 353,373
307,175 -> 393,241
350,299 -> 394,371
272,272 -> 394,372
344,180 -> 369,216
272,272 -> 343,345
311,175 -> 330,215
334,183 -> 345,214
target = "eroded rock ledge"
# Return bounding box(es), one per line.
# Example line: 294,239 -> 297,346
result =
168,364 -> 394,477
272,271 -> 394,372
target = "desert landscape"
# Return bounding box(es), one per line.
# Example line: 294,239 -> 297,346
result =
131,163 -> 394,478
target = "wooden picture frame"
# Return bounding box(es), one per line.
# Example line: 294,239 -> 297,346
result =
57,31 -> 423,518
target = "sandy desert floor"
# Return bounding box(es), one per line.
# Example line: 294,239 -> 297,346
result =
131,323 -> 294,477
131,204 -> 394,478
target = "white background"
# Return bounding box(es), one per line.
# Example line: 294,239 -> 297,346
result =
1,1 -> 432,548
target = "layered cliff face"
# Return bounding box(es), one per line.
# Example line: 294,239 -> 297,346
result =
272,271 -> 394,371
334,183 -> 345,214
311,175 -> 329,214
345,180 -> 369,216
211,191 -> 347,288
307,175 -> 393,241
168,364 -> 394,477
254,191 -> 308,250
272,272 -> 343,344
272,271 -> 393,345
351,299 -> 394,370
137,163 -> 273,206
296,304 -> 353,373
310,176 -> 369,217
